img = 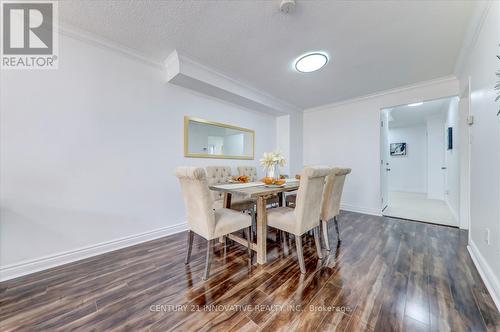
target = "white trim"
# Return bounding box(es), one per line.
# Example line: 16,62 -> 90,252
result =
467,240 -> 500,312
0,223 -> 187,282
304,76 -> 458,114
58,23 -> 301,115
459,78 -> 472,232
58,22 -> 163,69
165,50 -> 301,115
341,203 -> 382,216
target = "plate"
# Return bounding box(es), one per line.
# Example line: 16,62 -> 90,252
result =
264,184 -> 286,188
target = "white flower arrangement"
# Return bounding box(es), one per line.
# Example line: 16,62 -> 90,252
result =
260,151 -> 286,168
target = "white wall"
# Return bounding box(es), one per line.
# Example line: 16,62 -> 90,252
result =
387,125 -> 427,194
426,115 -> 446,200
0,33 -> 280,277
444,98 -> 460,222
275,113 -> 303,178
303,77 -> 459,215
276,115 -> 291,176
456,1 -> 500,309
288,112 -> 303,177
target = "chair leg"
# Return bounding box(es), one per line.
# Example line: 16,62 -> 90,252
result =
244,226 -> 253,263
322,220 -> 330,251
295,235 -> 306,274
334,216 -> 341,242
313,226 -> 323,259
185,230 -> 194,264
251,208 -> 256,237
203,239 -> 214,280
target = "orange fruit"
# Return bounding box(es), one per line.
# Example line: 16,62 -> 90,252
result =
263,177 -> 274,185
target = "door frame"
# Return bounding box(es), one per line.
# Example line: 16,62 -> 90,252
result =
379,94 -> 469,229
459,78 -> 471,231
379,108 -> 389,212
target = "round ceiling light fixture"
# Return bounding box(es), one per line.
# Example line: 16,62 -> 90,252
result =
294,52 -> 329,73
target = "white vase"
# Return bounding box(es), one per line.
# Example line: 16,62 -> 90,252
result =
266,164 -> 280,180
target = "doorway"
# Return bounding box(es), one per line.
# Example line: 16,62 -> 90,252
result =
380,96 -> 460,227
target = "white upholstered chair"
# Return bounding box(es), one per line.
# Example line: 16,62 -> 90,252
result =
176,167 -> 252,280
267,166 -> 331,273
206,166 -> 255,211
320,168 -> 351,250
237,165 -> 280,209
237,166 -> 258,182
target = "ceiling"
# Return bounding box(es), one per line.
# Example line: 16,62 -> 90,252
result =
59,0 -> 475,110
388,97 -> 456,129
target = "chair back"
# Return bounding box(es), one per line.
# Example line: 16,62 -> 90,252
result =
176,167 -> 215,239
294,166 -> 331,234
237,166 -> 258,182
321,168 -> 352,221
206,166 -> 232,201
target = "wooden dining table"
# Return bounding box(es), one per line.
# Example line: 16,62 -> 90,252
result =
209,180 -> 299,265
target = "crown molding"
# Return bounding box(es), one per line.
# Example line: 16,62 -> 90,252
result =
454,1 -> 492,77
57,23 -> 301,115
304,75 -> 458,113
57,21 -> 163,69
165,50 -> 301,115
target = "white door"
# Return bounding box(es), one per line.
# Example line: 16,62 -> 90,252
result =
380,109 -> 389,211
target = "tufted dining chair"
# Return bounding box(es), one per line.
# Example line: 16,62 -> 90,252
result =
236,165 -> 280,209
176,167 -> 252,280
237,166 -> 258,182
266,166 -> 331,273
206,166 -> 255,212
320,168 -> 351,250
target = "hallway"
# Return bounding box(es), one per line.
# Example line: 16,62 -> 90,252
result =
383,191 -> 457,226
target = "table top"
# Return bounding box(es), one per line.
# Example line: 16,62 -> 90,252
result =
209,180 -> 299,198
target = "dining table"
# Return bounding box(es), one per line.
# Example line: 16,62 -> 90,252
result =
209,179 -> 299,265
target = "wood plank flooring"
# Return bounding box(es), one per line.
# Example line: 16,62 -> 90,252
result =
1,211 -> 499,331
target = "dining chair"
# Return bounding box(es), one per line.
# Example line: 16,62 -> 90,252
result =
206,166 -> 255,212
237,165 -> 281,208
237,166 -> 258,182
267,166 -> 331,273
176,167 -> 252,280
320,168 -> 351,250
285,194 -> 296,207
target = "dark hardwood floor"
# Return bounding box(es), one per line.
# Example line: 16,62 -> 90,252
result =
1,211 -> 499,331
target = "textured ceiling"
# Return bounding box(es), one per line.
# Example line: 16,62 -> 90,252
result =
389,97 -> 454,128
59,0 -> 475,109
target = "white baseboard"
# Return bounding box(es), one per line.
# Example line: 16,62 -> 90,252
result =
340,203 -> 382,216
467,240 -> 500,312
0,222 -> 187,282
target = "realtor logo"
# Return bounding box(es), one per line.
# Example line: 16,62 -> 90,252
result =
1,0 -> 58,69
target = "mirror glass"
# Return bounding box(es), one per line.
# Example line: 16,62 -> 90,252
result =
184,117 -> 254,159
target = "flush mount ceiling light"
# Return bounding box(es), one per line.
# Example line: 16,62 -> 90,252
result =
294,52 -> 329,73
408,102 -> 423,107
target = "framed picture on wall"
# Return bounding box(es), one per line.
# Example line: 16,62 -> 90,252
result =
390,142 -> 407,156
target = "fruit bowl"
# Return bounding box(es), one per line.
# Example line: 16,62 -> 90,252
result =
261,177 -> 286,187
274,179 -> 286,185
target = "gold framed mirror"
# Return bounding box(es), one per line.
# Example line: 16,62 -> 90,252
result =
184,116 -> 255,160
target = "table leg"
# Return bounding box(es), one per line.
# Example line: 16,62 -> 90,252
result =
256,196 -> 268,264
278,192 -> 284,207
223,192 -> 232,208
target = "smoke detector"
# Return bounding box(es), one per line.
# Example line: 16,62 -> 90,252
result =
280,0 -> 295,14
